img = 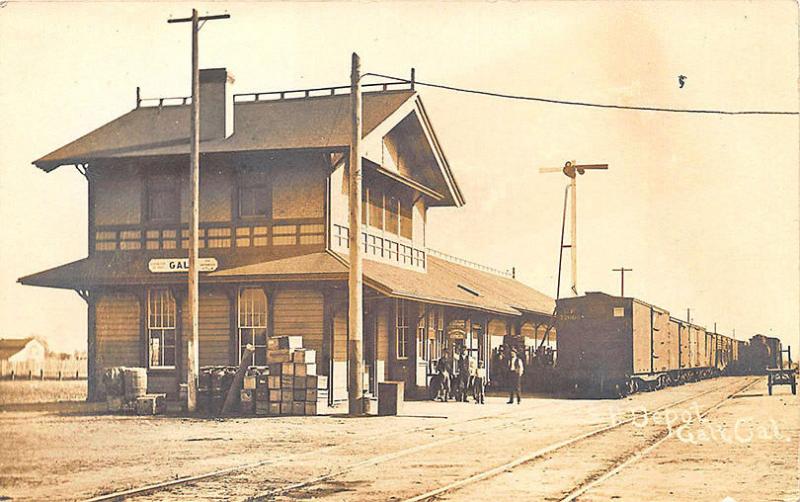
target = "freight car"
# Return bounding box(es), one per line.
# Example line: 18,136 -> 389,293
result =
742,335 -> 783,374
555,292 -> 740,397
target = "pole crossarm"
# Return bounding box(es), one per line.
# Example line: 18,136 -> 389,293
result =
612,267 -> 633,297
540,160 -> 609,298
167,8 -> 229,413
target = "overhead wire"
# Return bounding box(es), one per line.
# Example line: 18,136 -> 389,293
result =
363,72 -> 799,116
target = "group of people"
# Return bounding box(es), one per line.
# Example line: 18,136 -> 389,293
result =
430,345 -> 525,405
432,347 -> 487,403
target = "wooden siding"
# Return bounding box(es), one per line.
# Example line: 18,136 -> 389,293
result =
93,166 -> 141,226
272,163 -> 326,220
273,287 -> 324,366
376,300 -> 389,378
333,303 -> 348,362
181,291 -> 231,367
651,308 -> 672,372
631,301 -> 651,374
95,293 -> 141,368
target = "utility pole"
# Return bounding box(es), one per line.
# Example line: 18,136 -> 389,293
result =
612,266 -> 633,296
168,9 -> 229,412
348,52 -> 365,416
686,308 -> 691,324
540,161 -> 608,296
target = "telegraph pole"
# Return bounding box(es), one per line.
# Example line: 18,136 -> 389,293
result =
348,52 -> 365,416
540,161 -> 608,296
686,308 -> 691,324
168,9 -> 229,412
612,266 -> 633,296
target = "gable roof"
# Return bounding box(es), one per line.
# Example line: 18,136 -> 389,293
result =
35,90 -> 415,171
0,338 -> 35,360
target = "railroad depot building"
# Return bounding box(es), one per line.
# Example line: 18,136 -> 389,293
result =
19,68 -> 555,402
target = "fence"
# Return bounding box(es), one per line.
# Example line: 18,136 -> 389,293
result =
0,358 -> 87,380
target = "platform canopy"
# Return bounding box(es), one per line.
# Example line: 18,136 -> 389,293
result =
20,251 -> 553,317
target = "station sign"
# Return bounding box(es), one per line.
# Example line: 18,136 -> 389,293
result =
148,257 -> 219,273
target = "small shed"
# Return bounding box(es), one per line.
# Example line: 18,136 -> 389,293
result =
0,338 -> 46,364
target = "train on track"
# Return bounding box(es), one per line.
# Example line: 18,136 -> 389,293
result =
554,292 -> 786,397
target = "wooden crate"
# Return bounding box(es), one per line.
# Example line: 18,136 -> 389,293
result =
280,402 -> 293,415
306,375 -> 318,388
304,401 -> 317,416
280,375 -> 294,388
268,375 -> 281,389
293,389 -> 306,401
281,363 -> 295,376
268,363 -> 283,375
268,402 -> 281,416
274,336 -> 303,350
243,375 -> 257,390
305,388 -> 317,401
135,394 -> 166,416
267,350 -> 292,364
281,391 -> 293,403
269,389 -> 282,402
292,401 -> 305,415
292,349 -> 316,364
293,376 -> 306,388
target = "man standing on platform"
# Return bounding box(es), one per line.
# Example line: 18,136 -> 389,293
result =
507,349 -> 524,404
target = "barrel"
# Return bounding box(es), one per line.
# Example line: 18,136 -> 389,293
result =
123,367 -> 148,402
102,367 -> 126,398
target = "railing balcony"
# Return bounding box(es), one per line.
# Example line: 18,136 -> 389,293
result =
332,224 -> 426,271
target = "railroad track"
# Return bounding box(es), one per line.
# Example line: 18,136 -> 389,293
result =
190,378 -> 746,502
402,377 -> 759,502
84,397 -> 564,502
86,378 -> 753,502
558,376 -> 760,502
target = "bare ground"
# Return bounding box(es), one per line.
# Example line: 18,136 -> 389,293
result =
0,376 -> 795,502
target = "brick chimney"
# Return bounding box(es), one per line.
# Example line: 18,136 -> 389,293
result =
199,68 -> 235,140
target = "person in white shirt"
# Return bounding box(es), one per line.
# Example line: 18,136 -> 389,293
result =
507,349 -> 524,404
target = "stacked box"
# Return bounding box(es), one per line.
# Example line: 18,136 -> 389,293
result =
254,336 -> 321,416
135,393 -> 166,415
254,373 -> 271,415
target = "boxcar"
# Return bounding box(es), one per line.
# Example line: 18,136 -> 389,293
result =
556,292 -> 679,396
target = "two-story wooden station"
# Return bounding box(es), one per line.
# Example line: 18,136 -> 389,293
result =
20,68 -> 555,402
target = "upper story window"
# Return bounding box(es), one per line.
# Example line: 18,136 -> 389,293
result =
385,194 -> 400,235
146,175 -> 180,222
238,170 -> 270,219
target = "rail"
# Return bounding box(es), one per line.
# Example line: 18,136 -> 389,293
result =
134,69 -> 416,108
426,248 -> 515,278
233,80 -> 412,103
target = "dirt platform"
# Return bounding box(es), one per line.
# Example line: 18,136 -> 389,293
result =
0,376 -> 795,501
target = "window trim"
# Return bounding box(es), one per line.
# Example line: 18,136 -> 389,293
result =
145,174 -> 180,224
395,299 -> 409,360
237,287 -> 268,366
147,288 -> 177,370
236,168 -> 272,221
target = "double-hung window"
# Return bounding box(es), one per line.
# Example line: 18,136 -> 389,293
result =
147,175 -> 180,223
148,289 -> 176,368
396,299 -> 408,359
238,170 -> 270,219
238,288 -> 268,365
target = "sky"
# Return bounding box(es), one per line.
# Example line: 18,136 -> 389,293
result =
0,2 -> 797,353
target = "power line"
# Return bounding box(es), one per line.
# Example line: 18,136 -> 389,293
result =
363,72 -> 799,116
